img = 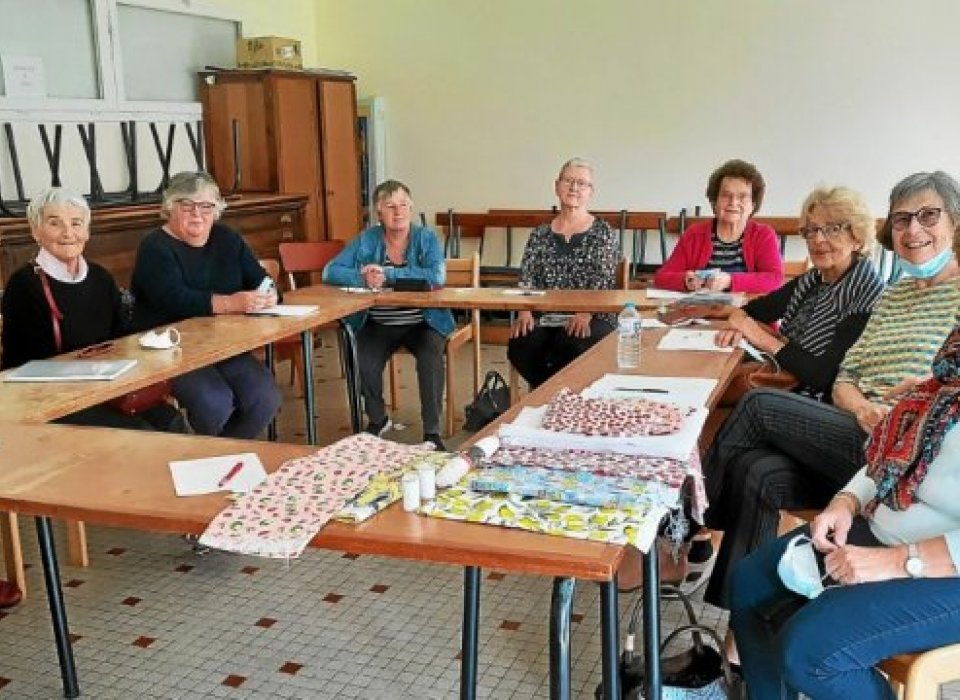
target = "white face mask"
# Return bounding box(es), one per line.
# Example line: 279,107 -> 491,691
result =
777,535 -> 828,599
139,327 -> 181,350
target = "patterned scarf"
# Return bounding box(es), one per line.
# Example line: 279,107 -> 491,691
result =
865,324 -> 960,513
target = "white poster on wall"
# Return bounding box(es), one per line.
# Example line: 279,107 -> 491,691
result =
1,54 -> 47,98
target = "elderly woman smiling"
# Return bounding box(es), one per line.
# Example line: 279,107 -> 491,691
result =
130,172 -> 282,439
654,158 -> 783,293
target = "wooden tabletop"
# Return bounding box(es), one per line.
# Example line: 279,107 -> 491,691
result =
0,329 -> 739,583
0,299 -> 367,424
286,284 -> 722,313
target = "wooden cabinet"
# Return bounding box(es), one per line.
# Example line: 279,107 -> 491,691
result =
0,194 -> 307,288
198,69 -> 362,243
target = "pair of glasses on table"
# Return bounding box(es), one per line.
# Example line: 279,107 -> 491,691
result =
75,341 -> 115,358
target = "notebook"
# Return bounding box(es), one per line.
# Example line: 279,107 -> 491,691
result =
3,359 -> 138,382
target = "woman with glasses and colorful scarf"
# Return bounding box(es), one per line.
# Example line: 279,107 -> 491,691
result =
130,172 -> 282,439
654,158 -> 784,293
729,324 -> 960,699
508,158 -> 619,389
700,171 -> 960,613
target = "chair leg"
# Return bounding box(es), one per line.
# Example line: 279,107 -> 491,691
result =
509,364 -> 521,405
66,520 -> 89,568
1,512 -> 26,598
388,355 -> 399,410
293,351 -> 305,398
446,349 -> 456,437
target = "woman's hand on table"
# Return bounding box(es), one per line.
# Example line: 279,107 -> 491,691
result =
361,264 -> 386,290
684,271 -> 704,291
714,328 -> 743,348
511,310 -> 535,338
704,271 -> 731,291
565,312 -> 592,338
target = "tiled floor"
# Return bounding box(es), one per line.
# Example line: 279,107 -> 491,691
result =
0,333 -> 956,698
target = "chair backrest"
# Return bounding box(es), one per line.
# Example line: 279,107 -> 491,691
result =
278,240 -> 346,290
444,253 -> 480,289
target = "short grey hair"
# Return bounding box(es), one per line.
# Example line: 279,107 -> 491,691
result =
558,157 -> 594,181
373,179 -> 412,204
26,187 -> 90,229
160,171 -> 226,220
879,171 -> 960,249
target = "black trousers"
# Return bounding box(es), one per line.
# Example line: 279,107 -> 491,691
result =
702,388 -> 868,608
507,319 -> 614,389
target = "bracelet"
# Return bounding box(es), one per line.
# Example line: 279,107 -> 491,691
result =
832,491 -> 860,515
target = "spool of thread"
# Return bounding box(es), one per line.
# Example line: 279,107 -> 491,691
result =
417,464 -> 437,501
401,472 -> 420,512
436,456 -> 470,488
470,436 -> 500,460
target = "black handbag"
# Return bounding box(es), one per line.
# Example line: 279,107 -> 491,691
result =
463,371 -> 510,432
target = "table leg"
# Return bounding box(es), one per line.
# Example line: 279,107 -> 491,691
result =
1,511 -> 26,598
36,516 -> 79,698
338,321 -> 362,434
300,330 -> 316,445
264,343 -> 277,442
461,566 -> 480,700
549,576 -> 575,699
643,543 -> 662,700
599,579 -> 621,700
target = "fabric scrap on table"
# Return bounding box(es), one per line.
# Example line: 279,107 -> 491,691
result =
420,482 -> 669,554
540,386 -> 687,437
199,434 -> 434,558
335,452 -> 450,523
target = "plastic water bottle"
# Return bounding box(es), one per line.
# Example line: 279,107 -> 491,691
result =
617,302 -> 642,369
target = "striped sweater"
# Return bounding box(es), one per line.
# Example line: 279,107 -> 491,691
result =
836,276 -> 960,403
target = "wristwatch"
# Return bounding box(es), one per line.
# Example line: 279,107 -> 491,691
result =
905,543 -> 925,579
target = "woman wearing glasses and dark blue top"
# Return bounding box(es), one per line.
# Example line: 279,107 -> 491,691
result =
131,171 -> 282,439
702,172 -> 960,613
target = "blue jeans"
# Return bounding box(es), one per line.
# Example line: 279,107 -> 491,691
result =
730,523 -> 960,699
172,352 -> 281,439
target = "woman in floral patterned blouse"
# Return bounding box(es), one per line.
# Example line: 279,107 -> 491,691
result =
507,158 -> 619,388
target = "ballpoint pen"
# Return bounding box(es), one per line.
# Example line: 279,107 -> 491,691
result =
613,387 -> 669,394
218,461 -> 244,489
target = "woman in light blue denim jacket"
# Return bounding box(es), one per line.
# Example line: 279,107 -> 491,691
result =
323,179 -> 453,450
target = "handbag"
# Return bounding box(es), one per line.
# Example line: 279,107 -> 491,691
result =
598,587 -> 744,700
36,265 -> 173,416
463,370 -> 511,432
719,357 -> 799,408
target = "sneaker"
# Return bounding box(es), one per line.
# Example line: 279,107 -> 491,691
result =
365,417 -> 392,437
423,433 -> 447,451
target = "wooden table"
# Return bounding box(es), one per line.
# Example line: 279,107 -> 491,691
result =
0,328 -> 741,700
286,283 -> 730,313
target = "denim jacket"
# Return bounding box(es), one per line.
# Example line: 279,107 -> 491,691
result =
322,224 -> 455,337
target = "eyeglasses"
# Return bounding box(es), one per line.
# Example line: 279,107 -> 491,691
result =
560,177 -> 593,190
176,199 -> 218,214
718,191 -> 752,203
890,206 -> 942,232
798,223 -> 852,240
76,341 -> 114,358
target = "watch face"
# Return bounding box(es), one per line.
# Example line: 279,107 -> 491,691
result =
906,556 -> 924,578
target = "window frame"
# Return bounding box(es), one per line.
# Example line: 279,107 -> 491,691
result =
0,0 -> 240,123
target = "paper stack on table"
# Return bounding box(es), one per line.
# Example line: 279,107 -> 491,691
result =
657,329 -> 734,352
169,453 -> 267,496
583,374 -> 718,408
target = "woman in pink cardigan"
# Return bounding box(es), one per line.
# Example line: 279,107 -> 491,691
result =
654,159 -> 784,294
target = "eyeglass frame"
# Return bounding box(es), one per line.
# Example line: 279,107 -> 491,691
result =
559,176 -> 593,190
889,206 -> 942,232
175,198 -> 219,214
797,222 -> 853,241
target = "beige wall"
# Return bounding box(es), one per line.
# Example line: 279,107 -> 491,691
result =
312,0 -> 960,223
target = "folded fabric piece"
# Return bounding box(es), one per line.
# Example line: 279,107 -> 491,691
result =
420,484 -> 669,554
200,434 -> 433,558
499,404 -> 708,461
481,444 -> 707,521
336,452 -> 450,523
540,387 -> 686,437
469,465 -> 674,509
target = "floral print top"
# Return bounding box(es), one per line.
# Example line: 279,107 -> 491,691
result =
518,218 -> 619,325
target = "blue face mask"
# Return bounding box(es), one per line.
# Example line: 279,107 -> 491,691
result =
899,247 -> 954,279
777,535 -> 827,599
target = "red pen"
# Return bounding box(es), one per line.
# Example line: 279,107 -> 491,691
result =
218,461 -> 244,489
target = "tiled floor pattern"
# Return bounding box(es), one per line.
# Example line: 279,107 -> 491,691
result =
2,332 -> 958,698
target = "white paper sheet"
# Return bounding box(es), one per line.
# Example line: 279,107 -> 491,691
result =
644,289 -> 689,300
501,289 -> 546,296
583,374 -> 718,408
657,329 -> 734,352
169,453 -> 267,496
247,304 -> 319,317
